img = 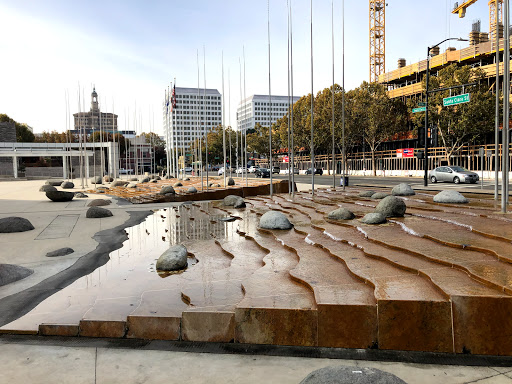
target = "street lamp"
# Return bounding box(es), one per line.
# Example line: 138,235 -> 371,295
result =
424,37 -> 468,187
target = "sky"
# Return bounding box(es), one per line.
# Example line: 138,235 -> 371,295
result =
0,0 -> 495,136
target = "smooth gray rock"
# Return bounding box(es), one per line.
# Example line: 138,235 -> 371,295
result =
187,187 -> 197,193
87,199 -> 111,207
127,183 -> 137,188
228,178 -> 235,186
130,177 -> 138,181
111,180 -> 128,187
184,177 -> 190,181
103,176 -> 114,183
74,192 -> 88,198
360,212 -> 387,225
45,180 -> 63,187
39,185 -> 57,192
259,211 -> 293,230
327,207 -> 355,221
299,366 -> 406,384
45,191 -> 74,202
218,217 -> 237,222
375,196 -> 407,218
154,176 -> 161,180
46,247 -> 74,257
173,182 -> 183,187
371,192 -> 390,200
150,179 -> 158,183
140,177 -> 150,183
223,195 -> 246,208
391,183 -> 415,196
61,181 -> 74,189
91,176 -> 103,184
433,190 -> 469,204
0,264 -> 33,287
156,245 -> 188,271
86,206 -> 113,218
159,186 -> 175,195
0,217 -> 35,233
359,190 -> 375,198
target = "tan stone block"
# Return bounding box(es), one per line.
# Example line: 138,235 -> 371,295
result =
181,310 -> 235,342
39,324 -> 79,337
79,320 -> 126,338
126,316 -> 181,341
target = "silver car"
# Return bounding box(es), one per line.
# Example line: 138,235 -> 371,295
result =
429,166 -> 479,184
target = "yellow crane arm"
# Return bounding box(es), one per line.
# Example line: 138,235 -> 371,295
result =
452,0 -> 479,18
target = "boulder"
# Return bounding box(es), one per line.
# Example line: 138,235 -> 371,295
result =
218,217 -> 237,222
103,176 -> 114,183
187,187 -> 197,193
375,196 -> 407,218
150,179 -> 158,183
156,245 -> 188,271
61,181 -> 74,189
91,176 -> 103,185
74,192 -> 88,198
159,186 -> 175,195
371,192 -> 390,200
130,177 -> 138,181
45,191 -> 74,202
173,182 -> 183,187
433,190 -> 468,204
0,217 -> 35,233
299,366 -> 406,384
327,207 -> 355,221
86,206 -> 113,218
45,180 -> 63,187
111,180 -> 128,187
228,178 -> 235,186
260,211 -> 293,230
154,176 -> 161,181
88,199 -> 111,207
39,185 -> 57,193
223,195 -> 246,208
46,247 -> 74,257
184,177 -> 190,181
392,183 -> 415,196
140,177 -> 150,183
127,183 -> 137,188
359,190 -> 375,198
360,212 -> 387,225
0,264 -> 33,287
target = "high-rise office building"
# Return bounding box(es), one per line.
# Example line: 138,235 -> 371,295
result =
237,94 -> 300,132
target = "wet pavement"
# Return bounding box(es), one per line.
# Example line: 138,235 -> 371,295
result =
2,185 -> 512,358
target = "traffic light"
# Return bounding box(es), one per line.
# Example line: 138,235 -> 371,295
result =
431,126 -> 438,147
415,150 -> 424,159
418,126 -> 425,147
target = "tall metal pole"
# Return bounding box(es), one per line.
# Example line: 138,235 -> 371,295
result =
310,0 -> 315,196
243,46 -> 248,187
222,51 -> 227,187
495,0 -> 501,200
290,0 -> 295,195
331,0 -> 336,189
229,69 -> 232,179
197,51 -> 203,191
204,46 -> 209,190
502,0 -> 510,212
424,46 -> 430,187
287,0 -> 291,194
342,0 -> 346,191
268,0 -> 273,197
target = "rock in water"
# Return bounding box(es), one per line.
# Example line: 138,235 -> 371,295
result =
433,190 -> 468,204
359,190 -> 375,198
39,185 -> 57,192
61,181 -> 74,189
74,192 -> 88,198
91,176 -> 103,185
140,177 -> 150,183
375,196 -> 407,218
154,176 -> 161,180
45,180 -> 63,186
0,217 -> 34,233
159,186 -> 175,195
0,264 -> 33,287
130,177 -> 138,181
156,245 -> 188,271
45,191 -> 75,202
392,183 -> 415,196
127,183 -> 137,188
371,192 -> 390,200
46,247 -> 74,257
228,178 -> 235,186
259,211 -> 293,230
87,199 -> 111,207
299,366 -> 406,384
86,207 -> 113,218
173,182 -> 183,187
111,180 -> 128,187
360,212 -> 387,224
327,207 -> 355,221
223,195 -> 245,208
103,176 -> 114,183
187,187 -> 197,193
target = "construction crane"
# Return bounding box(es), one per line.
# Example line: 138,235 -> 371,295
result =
369,1 -> 386,83
452,0 -> 502,37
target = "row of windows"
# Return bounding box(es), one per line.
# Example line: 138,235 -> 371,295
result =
177,95 -> 221,100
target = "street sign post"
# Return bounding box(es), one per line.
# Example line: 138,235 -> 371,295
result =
412,107 -> 426,113
443,93 -> 470,107
418,102 -> 427,107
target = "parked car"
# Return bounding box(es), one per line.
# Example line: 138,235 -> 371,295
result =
283,167 -> 299,175
218,167 -> 225,176
272,166 -> 280,174
235,167 -> 247,175
119,168 -> 133,175
429,166 -> 479,184
212,165 -> 221,171
305,168 -> 323,175
179,167 -> 193,173
255,168 -> 270,178
248,166 -> 260,173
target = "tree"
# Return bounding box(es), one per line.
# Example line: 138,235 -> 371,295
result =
0,114 -> 35,142
411,64 -> 495,165
90,131 -> 129,155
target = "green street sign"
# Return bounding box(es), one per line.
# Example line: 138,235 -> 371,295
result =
418,102 -> 427,107
412,107 -> 426,113
443,93 -> 470,107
